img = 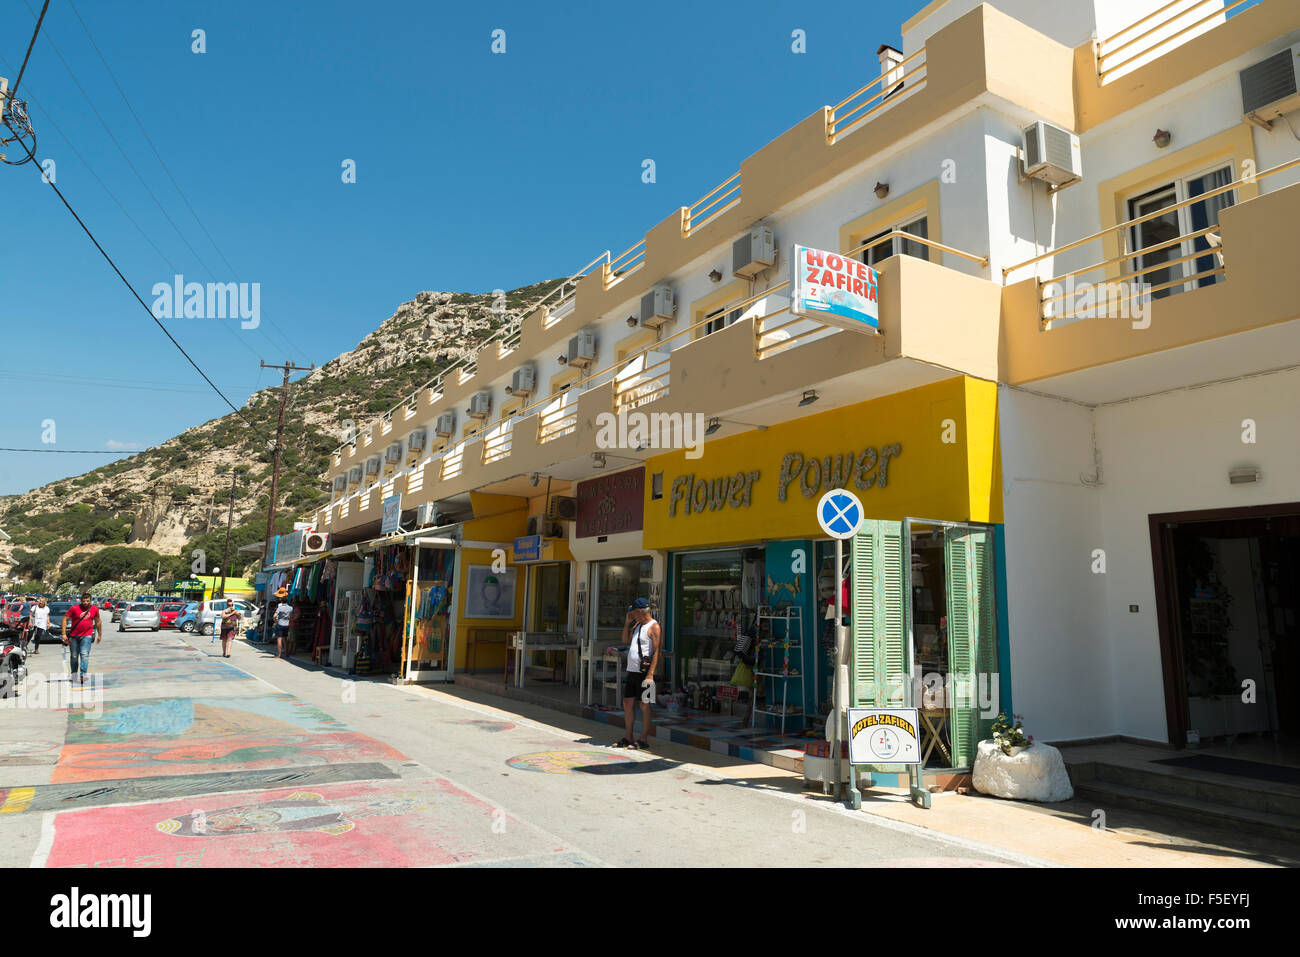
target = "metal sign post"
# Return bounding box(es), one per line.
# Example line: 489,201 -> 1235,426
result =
816,489 -> 863,807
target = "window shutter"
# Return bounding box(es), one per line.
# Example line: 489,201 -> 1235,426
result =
945,527 -> 997,769
850,520 -> 906,708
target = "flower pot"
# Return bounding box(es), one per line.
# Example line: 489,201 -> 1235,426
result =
1005,745 -> 1028,756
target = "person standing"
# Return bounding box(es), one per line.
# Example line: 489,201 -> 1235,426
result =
219,603 -> 241,658
62,593 -> 102,685
27,597 -> 50,655
273,589 -> 293,660
617,598 -> 661,750
16,597 -> 32,653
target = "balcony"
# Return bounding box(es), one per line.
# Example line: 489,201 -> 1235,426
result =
1001,176 -> 1300,397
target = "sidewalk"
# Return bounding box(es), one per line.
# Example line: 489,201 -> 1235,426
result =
401,681 -> 1296,868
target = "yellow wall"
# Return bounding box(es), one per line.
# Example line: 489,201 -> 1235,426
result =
451,496 -> 529,671
641,376 -> 1001,551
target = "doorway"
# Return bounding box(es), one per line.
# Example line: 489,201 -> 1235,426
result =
1151,504 -> 1300,751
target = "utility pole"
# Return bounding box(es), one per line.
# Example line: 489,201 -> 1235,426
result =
216,469 -> 245,599
259,360 -> 314,595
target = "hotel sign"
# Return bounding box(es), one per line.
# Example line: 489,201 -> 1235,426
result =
576,468 -> 645,538
790,244 -> 880,333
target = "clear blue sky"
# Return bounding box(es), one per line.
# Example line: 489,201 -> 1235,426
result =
1,0 -> 915,495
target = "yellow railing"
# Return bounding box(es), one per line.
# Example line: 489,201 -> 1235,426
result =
1003,156 -> 1300,325
827,48 -> 927,144
481,419 -> 514,465
604,240 -> 646,289
683,172 -> 741,236
537,394 -> 578,443
1097,0 -> 1260,83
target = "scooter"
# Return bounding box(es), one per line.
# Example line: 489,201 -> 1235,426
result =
0,636 -> 27,699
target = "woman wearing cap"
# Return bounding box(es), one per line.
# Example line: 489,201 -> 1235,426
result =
273,588 -> 293,659
617,598 -> 661,750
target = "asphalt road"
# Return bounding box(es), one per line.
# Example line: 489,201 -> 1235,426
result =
0,611 -> 1040,867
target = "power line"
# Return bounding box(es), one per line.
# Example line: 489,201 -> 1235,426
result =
12,0 -> 50,95
65,0 -> 306,365
0,447 -> 145,454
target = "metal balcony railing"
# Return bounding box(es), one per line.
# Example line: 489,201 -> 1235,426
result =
1096,0 -> 1262,84
1003,157 -> 1300,326
604,240 -> 646,289
683,172 -> 741,237
827,48 -> 927,145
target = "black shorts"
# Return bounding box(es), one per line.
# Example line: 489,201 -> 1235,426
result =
623,670 -> 648,700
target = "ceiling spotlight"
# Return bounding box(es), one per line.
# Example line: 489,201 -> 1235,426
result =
708,269 -> 723,283
626,315 -> 638,327
798,390 -> 819,407
1153,129 -> 1171,149
705,417 -> 721,436
874,181 -> 890,199
592,452 -> 607,469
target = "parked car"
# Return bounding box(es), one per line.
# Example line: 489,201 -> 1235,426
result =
110,600 -> 126,622
40,601 -> 77,646
118,603 -> 161,632
196,599 -> 258,636
159,602 -> 186,628
176,602 -> 201,633
99,598 -> 114,611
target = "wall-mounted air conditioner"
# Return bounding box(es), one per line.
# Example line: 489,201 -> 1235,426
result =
406,427 -> 428,462
566,330 -> 597,368
384,442 -> 403,463
347,466 -> 364,486
527,515 -> 564,538
639,285 -> 675,329
468,391 -> 492,419
416,502 -> 440,527
733,227 -> 776,278
365,455 -> 382,476
332,475 -> 348,495
1020,121 -> 1081,189
545,495 -> 578,521
507,364 -> 537,397
303,531 -> 330,554
1240,44 -> 1300,125
435,412 -> 457,437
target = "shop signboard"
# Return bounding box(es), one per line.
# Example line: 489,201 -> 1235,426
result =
273,530 -> 304,565
512,535 -> 541,563
381,493 -> 402,534
790,244 -> 880,333
847,707 -> 920,765
173,579 -> 204,591
576,467 -> 645,538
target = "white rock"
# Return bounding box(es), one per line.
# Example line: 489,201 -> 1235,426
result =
971,740 -> 1074,802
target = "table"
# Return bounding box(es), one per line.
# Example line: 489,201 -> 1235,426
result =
919,709 -> 952,765
466,627 -> 513,674
509,632 -> 578,688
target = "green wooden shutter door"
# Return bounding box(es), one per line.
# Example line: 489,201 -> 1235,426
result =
850,520 -> 905,707
850,525 -> 877,709
945,527 -> 997,769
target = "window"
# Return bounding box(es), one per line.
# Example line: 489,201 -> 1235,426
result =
1126,165 -> 1234,300
702,304 -> 742,337
859,215 -> 929,266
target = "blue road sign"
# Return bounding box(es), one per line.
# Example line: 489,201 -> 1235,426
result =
817,488 -> 864,540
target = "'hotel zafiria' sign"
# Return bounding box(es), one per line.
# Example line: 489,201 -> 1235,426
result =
576,467 -> 645,538
790,245 -> 880,333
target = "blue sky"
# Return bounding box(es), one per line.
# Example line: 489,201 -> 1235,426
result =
0,0 -> 916,495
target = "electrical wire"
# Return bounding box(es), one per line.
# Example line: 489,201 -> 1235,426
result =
64,0 -> 307,365
0,447 -> 144,454
11,0 -> 49,95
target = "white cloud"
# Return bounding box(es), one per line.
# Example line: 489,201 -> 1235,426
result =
104,440 -> 138,450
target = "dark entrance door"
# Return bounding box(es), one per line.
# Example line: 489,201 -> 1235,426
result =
1151,504 -> 1300,747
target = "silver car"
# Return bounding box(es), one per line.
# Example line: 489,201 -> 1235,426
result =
118,603 -> 161,632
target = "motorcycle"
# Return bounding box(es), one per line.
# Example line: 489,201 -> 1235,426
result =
0,636 -> 27,699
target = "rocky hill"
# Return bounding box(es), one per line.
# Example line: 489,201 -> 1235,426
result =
0,278 -> 561,587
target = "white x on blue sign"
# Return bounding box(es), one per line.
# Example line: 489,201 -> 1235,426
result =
816,488 -> 864,540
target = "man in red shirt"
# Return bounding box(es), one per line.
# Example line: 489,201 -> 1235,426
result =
62,592 -> 102,685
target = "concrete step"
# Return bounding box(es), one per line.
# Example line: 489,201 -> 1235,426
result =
1080,760 -> 1300,818
1074,779 -> 1300,841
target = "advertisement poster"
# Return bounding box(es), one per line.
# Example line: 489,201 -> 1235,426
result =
465,565 -> 517,619
790,244 -> 880,333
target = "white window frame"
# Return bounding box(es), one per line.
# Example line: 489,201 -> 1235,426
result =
858,214 -> 930,266
1125,161 -> 1235,299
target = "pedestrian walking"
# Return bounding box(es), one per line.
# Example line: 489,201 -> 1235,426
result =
16,596 -> 32,653
26,597 -> 50,655
219,602 -> 240,658
61,593 -> 102,685
616,598 -> 661,750
273,589 -> 293,660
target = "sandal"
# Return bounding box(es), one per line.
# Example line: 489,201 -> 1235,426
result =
613,737 -> 632,749
635,739 -> 650,751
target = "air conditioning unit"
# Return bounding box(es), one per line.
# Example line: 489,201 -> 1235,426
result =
527,515 -> 564,538
347,466 -> 364,486
406,427 -> 428,462
639,285 -> 675,329
545,495 -> 578,521
302,531 -> 330,554
365,455 -> 382,476
508,364 -> 537,397
416,502 -> 440,527
1020,121 -> 1082,189
1240,44 -> 1300,125
332,475 -> 347,495
468,391 -> 492,419
566,330 -> 597,368
733,226 -> 776,278
384,442 -> 403,463
435,411 -> 457,437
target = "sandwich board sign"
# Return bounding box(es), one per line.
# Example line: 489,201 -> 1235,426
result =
791,245 -> 880,333
847,707 -> 921,766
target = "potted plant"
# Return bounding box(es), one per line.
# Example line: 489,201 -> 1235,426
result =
991,713 -> 1032,756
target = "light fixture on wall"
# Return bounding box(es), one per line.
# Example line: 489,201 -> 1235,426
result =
529,473 -> 540,487
874,181 -> 890,199
1153,129 -> 1172,149
557,354 -> 567,365
708,269 -> 723,283
1228,465 -> 1261,485
705,417 -> 721,436
705,416 -> 767,437
798,389 -> 819,407
592,452 -> 607,469
626,315 -> 638,327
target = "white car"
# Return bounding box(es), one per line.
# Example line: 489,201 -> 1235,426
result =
196,599 -> 258,636
118,603 -> 161,632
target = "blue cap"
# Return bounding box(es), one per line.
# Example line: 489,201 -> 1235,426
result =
628,598 -> 649,610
